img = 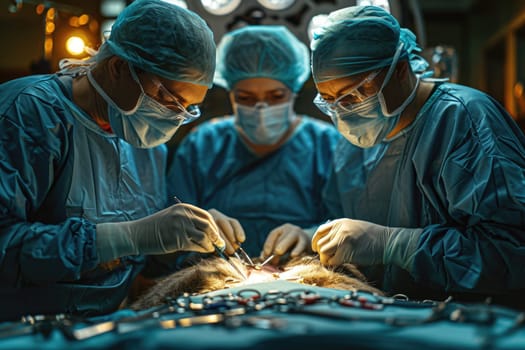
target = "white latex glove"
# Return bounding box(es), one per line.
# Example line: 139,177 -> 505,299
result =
311,218 -> 422,271
261,223 -> 313,265
208,209 -> 246,255
96,203 -> 224,263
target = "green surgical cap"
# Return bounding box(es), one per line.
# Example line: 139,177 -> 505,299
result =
311,5 -> 429,83
214,25 -> 310,92
105,0 -> 216,87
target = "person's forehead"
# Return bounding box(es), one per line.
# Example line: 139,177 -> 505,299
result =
161,78 -> 208,104
316,71 -> 371,97
137,67 -> 208,104
232,78 -> 288,94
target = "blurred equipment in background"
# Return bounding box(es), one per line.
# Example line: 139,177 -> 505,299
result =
422,45 -> 459,82
179,0 -> 425,47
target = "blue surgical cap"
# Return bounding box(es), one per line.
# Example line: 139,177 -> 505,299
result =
311,5 -> 429,83
105,0 -> 216,87
214,25 -> 310,92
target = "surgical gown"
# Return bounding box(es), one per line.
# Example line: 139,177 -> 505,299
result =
0,74 -> 168,317
323,82 -> 525,305
168,116 -> 340,256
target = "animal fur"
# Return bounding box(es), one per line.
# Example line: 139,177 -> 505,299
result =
130,255 -> 383,310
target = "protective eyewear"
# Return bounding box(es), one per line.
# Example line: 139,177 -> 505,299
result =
313,69 -> 381,117
149,76 -> 201,124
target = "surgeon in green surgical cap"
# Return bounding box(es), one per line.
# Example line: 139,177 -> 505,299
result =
310,5 -> 525,308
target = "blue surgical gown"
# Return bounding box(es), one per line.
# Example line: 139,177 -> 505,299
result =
168,116 -> 340,256
323,82 -> 525,305
0,74 -> 167,317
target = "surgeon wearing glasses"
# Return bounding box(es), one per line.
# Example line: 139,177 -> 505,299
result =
0,0 -> 224,317
310,5 -> 525,307
167,26 -> 340,263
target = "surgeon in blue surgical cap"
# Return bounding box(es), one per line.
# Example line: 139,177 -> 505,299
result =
310,5 -> 525,307
0,0 -> 224,317
168,25 -> 340,263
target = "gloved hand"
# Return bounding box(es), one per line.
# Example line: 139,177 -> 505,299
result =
208,209 -> 246,255
311,219 -> 422,271
261,223 -> 313,265
96,203 -> 224,263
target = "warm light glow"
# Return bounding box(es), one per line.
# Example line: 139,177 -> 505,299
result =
89,20 -> 99,33
69,16 -> 79,27
78,14 -> 90,26
36,4 -> 45,15
46,8 -> 55,19
45,22 -> 55,34
66,36 -> 86,55
44,38 -> 53,56
515,82 -> 524,97
200,0 -> 241,16
223,263 -> 303,288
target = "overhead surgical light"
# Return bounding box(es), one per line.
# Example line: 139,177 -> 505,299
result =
100,0 -> 126,17
200,0 -> 241,16
356,0 -> 390,12
184,0 -> 419,61
256,0 -> 295,11
307,14 -> 328,41
162,0 -> 188,8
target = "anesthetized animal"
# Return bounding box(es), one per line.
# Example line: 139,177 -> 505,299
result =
130,255 -> 384,309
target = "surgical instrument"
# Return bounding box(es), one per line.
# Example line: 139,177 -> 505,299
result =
234,245 -> 255,267
214,244 -> 248,280
173,196 -> 248,280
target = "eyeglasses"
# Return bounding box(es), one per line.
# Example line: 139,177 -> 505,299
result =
149,76 -> 201,124
313,70 -> 381,117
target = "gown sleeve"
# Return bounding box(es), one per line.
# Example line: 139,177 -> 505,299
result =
411,87 -> 525,293
0,78 -> 99,286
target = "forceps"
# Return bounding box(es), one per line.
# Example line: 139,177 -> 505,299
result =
254,255 -> 275,270
173,196 -> 248,280
214,244 -> 248,280
233,245 -> 255,267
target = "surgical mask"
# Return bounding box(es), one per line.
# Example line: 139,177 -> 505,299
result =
317,43 -> 419,148
87,65 -> 194,148
234,101 -> 295,145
